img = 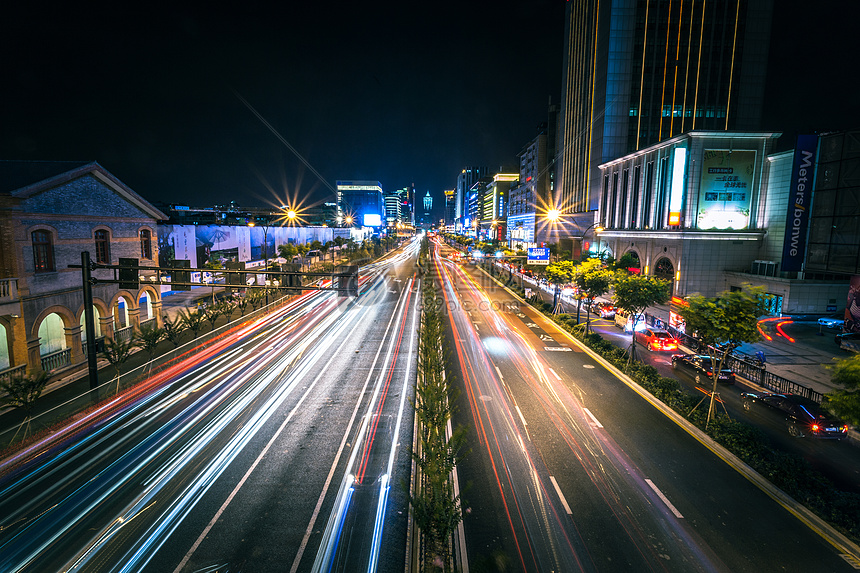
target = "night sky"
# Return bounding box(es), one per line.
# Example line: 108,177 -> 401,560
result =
2,1 -> 857,221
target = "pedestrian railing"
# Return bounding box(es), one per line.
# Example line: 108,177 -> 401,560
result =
0,364 -> 26,385
654,318 -> 826,404
140,318 -> 157,330
40,348 -> 71,373
114,326 -> 134,343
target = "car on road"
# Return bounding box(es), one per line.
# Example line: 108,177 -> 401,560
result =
818,313 -> 846,329
634,327 -> 680,351
671,353 -> 736,385
594,302 -> 616,318
614,309 -> 646,332
740,392 -> 850,439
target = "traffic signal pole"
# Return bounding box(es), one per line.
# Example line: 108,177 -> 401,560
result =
81,251 -> 99,391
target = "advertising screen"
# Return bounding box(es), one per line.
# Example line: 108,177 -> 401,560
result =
697,149 -> 756,230
363,213 -> 382,227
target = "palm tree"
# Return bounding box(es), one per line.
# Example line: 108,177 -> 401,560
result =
162,314 -> 185,348
102,336 -> 135,394
179,308 -> 206,339
0,371 -> 49,443
134,323 -> 165,363
204,302 -> 224,330
235,292 -> 251,316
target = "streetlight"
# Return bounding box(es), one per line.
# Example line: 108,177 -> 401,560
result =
578,222 -> 604,259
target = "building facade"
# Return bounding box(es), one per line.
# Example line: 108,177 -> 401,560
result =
557,0 -> 773,220
336,180 -> 385,227
0,161 -> 166,380
455,167 -> 488,229
595,132 -> 847,316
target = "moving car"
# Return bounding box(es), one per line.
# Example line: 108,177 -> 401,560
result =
671,353 -> 736,385
634,327 -> 679,351
818,313 -> 845,329
740,392 -> 850,439
594,302 -> 616,318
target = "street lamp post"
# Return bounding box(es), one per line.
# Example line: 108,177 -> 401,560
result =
248,219 -> 270,306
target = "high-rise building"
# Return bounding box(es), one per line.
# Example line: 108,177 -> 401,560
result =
336,180 -> 385,227
456,167 -> 488,227
443,189 -> 456,228
384,189 -> 401,227
557,0 -> 773,220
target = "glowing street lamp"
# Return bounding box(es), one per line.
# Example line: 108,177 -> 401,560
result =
546,208 -> 561,222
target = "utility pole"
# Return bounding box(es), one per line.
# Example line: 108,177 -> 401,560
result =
80,251 -> 99,391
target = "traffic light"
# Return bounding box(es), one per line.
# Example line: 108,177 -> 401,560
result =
226,261 -> 246,294
335,265 -> 358,297
118,258 -> 139,289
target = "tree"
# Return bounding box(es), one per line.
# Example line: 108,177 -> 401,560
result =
573,259 -> 614,334
162,314 -> 185,347
277,243 -> 298,260
825,353 -> 860,426
235,291 -> 251,316
134,323 -> 165,363
179,308 -> 206,339
102,335 -> 135,394
612,273 -> 670,361
678,285 -> 767,427
545,261 -> 575,286
0,371 -> 49,442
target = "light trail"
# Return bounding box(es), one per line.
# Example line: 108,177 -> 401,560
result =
434,241 -> 726,572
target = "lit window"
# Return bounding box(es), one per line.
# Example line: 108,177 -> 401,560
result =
95,229 -> 111,264
140,229 -> 152,259
32,230 -> 55,272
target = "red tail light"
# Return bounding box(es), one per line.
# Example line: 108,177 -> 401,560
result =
812,424 -> 820,432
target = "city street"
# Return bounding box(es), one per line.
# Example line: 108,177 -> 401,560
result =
0,242 -> 421,573
434,239 -> 859,572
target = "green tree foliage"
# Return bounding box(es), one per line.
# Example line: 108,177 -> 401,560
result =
574,259 -> 614,334
545,261 -> 575,286
826,353 -> 860,426
277,243 -> 298,260
678,285 -> 767,427
162,314 -> 185,347
409,283 -> 466,571
134,324 -> 165,362
0,371 -> 49,442
612,273 -> 670,361
179,308 -> 206,339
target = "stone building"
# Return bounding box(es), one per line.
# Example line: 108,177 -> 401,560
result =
0,161 -> 166,381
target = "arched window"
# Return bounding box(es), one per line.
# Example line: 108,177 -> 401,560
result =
32,230 -> 55,272
140,229 -> 152,260
95,229 -> 111,264
654,257 -> 675,297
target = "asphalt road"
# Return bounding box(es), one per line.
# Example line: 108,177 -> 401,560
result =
0,241 -> 421,573
434,241 -> 859,572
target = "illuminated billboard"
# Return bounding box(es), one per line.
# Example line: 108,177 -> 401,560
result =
668,147 -> 686,225
697,149 -> 755,230
363,213 -> 382,227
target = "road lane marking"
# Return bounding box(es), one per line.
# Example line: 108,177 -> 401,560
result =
515,405 -> 528,427
645,479 -> 684,519
495,365 -> 503,380
583,408 -> 604,428
583,364 -> 595,368
549,476 -> 573,515
548,368 -> 562,381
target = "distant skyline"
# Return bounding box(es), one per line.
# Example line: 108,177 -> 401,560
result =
2,1 -> 857,223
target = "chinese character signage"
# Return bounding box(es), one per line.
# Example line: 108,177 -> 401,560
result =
697,149 -> 756,230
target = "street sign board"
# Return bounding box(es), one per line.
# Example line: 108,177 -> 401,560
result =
527,247 -> 550,265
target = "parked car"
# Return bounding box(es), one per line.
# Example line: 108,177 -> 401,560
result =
740,392 -> 850,439
818,313 -> 846,329
614,308 -> 646,332
634,328 -> 680,351
671,353 -> 736,385
594,302 -> 616,318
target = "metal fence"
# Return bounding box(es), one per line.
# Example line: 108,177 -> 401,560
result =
652,316 -> 825,404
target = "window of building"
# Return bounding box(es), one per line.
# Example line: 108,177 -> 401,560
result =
631,165 -> 641,228
140,229 -> 153,260
32,230 -> 55,272
95,230 -> 110,264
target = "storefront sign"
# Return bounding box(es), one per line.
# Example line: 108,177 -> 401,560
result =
780,134 -> 819,272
